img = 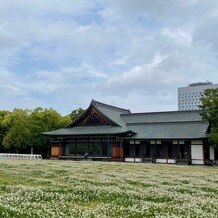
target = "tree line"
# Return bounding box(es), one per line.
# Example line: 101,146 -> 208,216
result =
0,89 -> 217,158
0,107 -> 84,158
200,88 -> 218,148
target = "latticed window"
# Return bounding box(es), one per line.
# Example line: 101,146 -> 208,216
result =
87,113 -> 101,124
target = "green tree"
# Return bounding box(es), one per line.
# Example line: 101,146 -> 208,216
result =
0,110 -> 11,149
69,108 -> 84,121
28,108 -> 71,156
2,109 -> 32,152
200,88 -> 218,147
1,108 -> 71,157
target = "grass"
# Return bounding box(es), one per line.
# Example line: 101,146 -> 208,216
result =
0,159 -> 217,217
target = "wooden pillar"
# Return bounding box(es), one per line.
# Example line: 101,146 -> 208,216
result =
166,142 -> 168,163
177,140 -> 180,159
107,135 -> 110,161
119,140 -> 124,161
75,136 -> 77,155
155,140 -> 157,159
188,140 -> 191,160
100,136 -> 103,156
92,143 -> 94,158
62,140 -> 66,156
88,136 -> 90,154
150,140 -> 156,163
119,140 -> 121,161
154,140 -> 157,163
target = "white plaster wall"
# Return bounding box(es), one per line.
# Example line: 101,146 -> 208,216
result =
125,158 -> 141,163
156,159 -> 167,163
156,159 -> 176,164
192,160 -> 204,165
191,144 -> 203,164
210,146 -> 215,160
168,159 -> 177,164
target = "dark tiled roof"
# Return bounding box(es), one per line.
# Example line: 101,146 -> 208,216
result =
126,121 -> 208,139
43,125 -> 133,136
92,100 -> 130,126
122,110 -> 203,124
43,100 -> 209,139
91,100 -> 130,113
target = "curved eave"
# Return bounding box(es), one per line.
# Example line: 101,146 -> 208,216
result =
42,131 -> 134,137
120,136 -> 208,140
66,104 -> 121,128
42,126 -> 135,137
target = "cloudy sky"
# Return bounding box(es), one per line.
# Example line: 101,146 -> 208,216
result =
0,0 -> 218,114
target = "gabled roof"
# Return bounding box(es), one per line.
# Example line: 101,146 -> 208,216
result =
43,100 -> 134,136
66,99 -> 130,128
67,102 -> 119,127
91,100 -> 130,126
43,100 -> 209,139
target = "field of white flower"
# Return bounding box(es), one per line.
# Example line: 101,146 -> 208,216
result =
0,159 -> 217,218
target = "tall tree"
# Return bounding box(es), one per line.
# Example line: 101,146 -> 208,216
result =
69,108 -> 85,121
200,88 -> 218,147
0,111 -> 11,149
2,109 -> 31,152
28,108 -> 71,156
1,108 -> 71,157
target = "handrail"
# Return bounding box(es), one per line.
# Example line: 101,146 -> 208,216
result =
0,153 -> 42,159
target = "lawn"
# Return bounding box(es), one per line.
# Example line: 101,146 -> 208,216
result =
0,159 -> 217,218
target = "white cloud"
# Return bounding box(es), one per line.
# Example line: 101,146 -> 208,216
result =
0,68 -> 12,77
0,0 -> 218,113
162,29 -> 192,46
98,55 -> 185,97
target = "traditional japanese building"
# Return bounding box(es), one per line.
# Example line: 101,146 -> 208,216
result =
43,100 -> 215,165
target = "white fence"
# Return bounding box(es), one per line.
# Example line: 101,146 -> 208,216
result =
0,153 -> 42,159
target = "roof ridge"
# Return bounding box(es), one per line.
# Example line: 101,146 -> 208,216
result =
126,121 -> 207,125
121,110 -> 203,116
91,99 -> 131,113
66,103 -> 121,128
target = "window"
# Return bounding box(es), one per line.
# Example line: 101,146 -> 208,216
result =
87,113 -> 101,124
89,143 -> 101,156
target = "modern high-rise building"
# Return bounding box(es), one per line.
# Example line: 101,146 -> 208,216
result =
178,82 -> 218,111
